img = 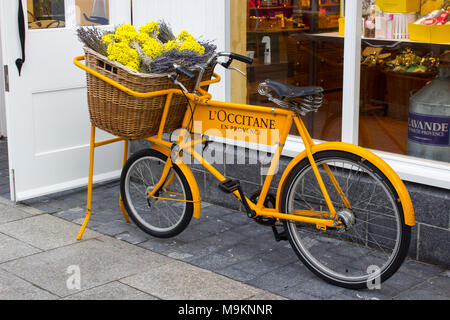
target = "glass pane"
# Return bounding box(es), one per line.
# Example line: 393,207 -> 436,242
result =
246,0 -> 345,141
75,0 -> 109,26
27,0 -> 66,29
358,0 -> 450,164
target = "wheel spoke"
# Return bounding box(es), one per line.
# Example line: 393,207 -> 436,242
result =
121,152 -> 192,237
284,151 -> 407,288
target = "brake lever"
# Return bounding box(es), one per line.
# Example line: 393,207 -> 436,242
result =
228,66 -> 247,78
168,74 -> 189,93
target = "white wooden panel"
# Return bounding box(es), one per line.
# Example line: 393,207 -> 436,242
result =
0,22 -> 6,137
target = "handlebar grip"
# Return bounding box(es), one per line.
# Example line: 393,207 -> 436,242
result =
174,64 -> 196,79
229,53 -> 253,65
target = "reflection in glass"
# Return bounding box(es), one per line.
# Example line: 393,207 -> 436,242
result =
27,0 -> 65,29
246,0 -> 344,141
76,0 -> 109,26
358,0 -> 450,164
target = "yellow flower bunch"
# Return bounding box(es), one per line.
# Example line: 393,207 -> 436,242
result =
138,22 -> 159,37
136,33 -> 163,58
106,40 -> 140,71
113,24 -> 139,44
102,24 -> 143,71
163,30 -> 205,55
100,22 -> 208,72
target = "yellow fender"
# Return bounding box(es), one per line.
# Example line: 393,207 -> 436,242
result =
276,142 -> 415,226
151,144 -> 202,219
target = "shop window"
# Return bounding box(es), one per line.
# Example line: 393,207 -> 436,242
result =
75,0 -> 109,26
27,0 -> 66,29
358,0 -> 449,164
27,0 -> 110,29
243,0 -> 345,141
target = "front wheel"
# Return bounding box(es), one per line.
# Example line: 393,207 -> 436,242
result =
281,150 -> 411,289
120,149 -> 193,238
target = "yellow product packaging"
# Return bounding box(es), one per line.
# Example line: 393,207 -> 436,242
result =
375,0 -> 421,13
420,0 -> 444,16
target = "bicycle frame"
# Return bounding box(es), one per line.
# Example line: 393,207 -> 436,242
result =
145,80 -> 349,229
73,55 -> 415,240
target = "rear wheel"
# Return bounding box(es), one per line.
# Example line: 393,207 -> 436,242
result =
281,150 -> 411,289
120,149 -> 193,238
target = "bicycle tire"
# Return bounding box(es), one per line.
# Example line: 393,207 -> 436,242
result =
120,149 -> 193,238
281,150 -> 411,289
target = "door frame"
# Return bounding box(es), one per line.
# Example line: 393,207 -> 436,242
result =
0,21 -> 6,138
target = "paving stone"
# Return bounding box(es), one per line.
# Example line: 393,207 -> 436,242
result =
0,269 -> 58,300
172,224 -> 216,242
165,250 -> 194,261
0,237 -> 172,297
246,261 -> 314,294
89,219 -> 136,237
283,278 -> 345,300
219,242 -> 268,262
0,202 -> 41,224
115,229 -> 151,245
202,229 -> 250,247
138,238 -> 187,255
258,244 -> 298,265
399,259 -> 445,281
0,214 -> 100,250
277,285 -> 322,300
193,218 -> 235,234
190,252 -> 240,272
172,238 -> 226,261
22,196 -> 60,214
216,265 -> 257,283
62,281 -> 158,300
247,291 -> 288,300
54,207 -> 87,222
393,276 -> 449,300
219,210 -> 251,226
231,256 -> 283,277
120,260 -> 263,300
0,232 -> 41,263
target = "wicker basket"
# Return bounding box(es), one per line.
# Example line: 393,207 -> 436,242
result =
84,47 -> 215,140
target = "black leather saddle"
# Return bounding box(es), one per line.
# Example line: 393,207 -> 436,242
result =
264,79 -> 323,99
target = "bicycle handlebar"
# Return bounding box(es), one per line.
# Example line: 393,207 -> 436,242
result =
169,51 -> 253,91
218,52 -> 253,67
173,64 -> 196,79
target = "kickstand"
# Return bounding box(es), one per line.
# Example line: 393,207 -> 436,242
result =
271,226 -> 288,242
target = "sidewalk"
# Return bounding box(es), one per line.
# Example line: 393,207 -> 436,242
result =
0,190 -> 449,300
0,196 -> 282,300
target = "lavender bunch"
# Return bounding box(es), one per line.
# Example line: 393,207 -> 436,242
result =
150,46 -> 217,74
157,20 -> 176,43
76,27 -> 111,56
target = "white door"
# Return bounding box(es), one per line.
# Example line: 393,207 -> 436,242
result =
0,0 -> 131,201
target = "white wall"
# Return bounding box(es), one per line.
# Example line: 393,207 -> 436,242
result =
0,20 -> 6,137
132,0 -> 229,102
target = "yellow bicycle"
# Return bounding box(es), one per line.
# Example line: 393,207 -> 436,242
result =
77,52 -> 415,289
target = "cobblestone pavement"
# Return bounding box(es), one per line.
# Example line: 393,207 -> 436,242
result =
0,140 -> 449,300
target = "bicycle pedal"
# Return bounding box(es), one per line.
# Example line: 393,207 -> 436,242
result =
218,179 -> 240,194
271,226 -> 288,242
